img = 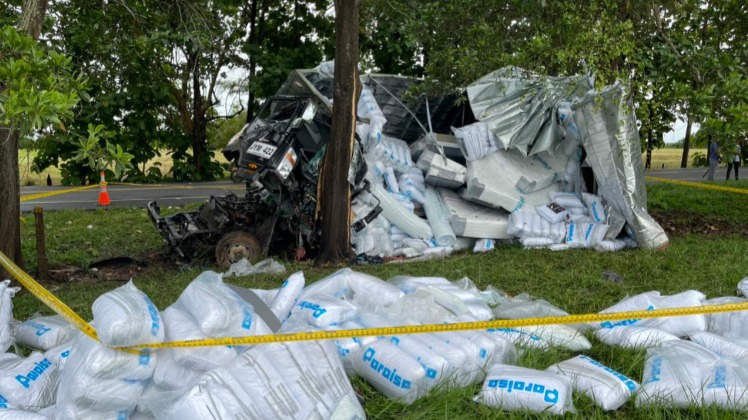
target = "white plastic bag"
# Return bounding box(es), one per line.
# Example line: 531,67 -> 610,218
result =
0,352 -> 59,411
174,271 -> 257,336
475,364 -> 575,415
0,281 -> 19,353
269,271 -> 305,321
13,315 -> 72,351
291,294 -> 358,327
547,355 -> 638,411
160,307 -> 238,372
689,331 -> 748,360
597,290 -> 707,337
596,326 -> 680,349
351,340 -> 426,404
91,280 -> 164,347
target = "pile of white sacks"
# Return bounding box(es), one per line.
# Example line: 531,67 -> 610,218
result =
350,87 -> 634,261
0,273 -> 746,418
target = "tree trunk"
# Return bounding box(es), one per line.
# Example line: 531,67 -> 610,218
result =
645,102 -> 653,170
681,115 -> 693,168
190,51 -> 206,176
316,0 -> 360,265
245,0 -> 258,124
0,128 -> 23,276
0,0 -> 48,277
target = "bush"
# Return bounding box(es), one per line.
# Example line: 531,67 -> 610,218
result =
690,151 -> 708,167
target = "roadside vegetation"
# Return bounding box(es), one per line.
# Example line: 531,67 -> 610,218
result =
14,169 -> 748,419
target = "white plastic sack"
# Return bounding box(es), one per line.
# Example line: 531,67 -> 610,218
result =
91,280 -> 164,347
13,315 -> 72,351
0,352 -> 59,411
291,294 -> 358,327
475,364 -> 575,415
582,193 -> 606,223
351,340 -> 426,404
160,307 -> 238,372
269,271 -> 305,321
704,296 -> 748,339
637,340 -> 723,408
596,326 -> 680,349
689,331 -> 748,360
596,290 -> 707,337
547,355 -> 638,411
739,277 -> 748,297
174,271 -> 257,336
0,281 -> 19,353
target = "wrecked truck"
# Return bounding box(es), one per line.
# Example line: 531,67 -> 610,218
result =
149,63 -> 669,266
148,71 -> 470,267
148,95 -> 367,267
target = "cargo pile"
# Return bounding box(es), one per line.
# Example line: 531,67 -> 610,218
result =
0,270 -> 747,418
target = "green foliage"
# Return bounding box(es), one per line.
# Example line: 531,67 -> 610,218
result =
690,151 -> 707,167
0,26 -> 83,139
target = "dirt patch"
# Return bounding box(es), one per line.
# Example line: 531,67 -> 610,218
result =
46,252 -> 178,284
650,209 -> 748,236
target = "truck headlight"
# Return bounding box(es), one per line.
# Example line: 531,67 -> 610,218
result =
275,147 -> 298,180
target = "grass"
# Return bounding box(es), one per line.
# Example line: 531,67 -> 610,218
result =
13,169 -> 748,419
645,148 -> 706,170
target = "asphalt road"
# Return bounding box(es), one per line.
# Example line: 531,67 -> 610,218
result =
18,167 -> 732,213
20,181 -> 246,212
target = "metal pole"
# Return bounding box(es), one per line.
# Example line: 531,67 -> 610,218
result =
33,206 -> 48,281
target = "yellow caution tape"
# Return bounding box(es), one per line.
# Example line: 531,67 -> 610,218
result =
2,250 -> 747,352
0,251 -> 98,341
20,185 -> 98,202
118,301 -> 748,351
646,176 -> 748,195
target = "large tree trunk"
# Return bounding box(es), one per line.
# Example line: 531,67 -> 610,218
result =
681,115 -> 693,168
0,0 -> 48,278
316,0 -> 360,265
0,129 -> 23,276
245,0 -> 259,124
645,102 -> 653,170
190,51 -> 206,176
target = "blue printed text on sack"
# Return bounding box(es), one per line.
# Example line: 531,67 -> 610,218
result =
362,348 -> 411,389
487,377 -> 559,404
297,301 -> 328,318
15,358 -> 53,389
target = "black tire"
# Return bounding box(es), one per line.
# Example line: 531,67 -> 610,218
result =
215,231 -> 262,270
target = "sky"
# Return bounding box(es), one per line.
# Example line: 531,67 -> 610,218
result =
664,119 -> 699,144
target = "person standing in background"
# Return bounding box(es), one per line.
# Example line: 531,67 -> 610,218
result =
706,139 -> 720,180
726,142 -> 741,180
742,139 -> 748,166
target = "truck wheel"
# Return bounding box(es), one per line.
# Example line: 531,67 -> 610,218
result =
215,231 -> 262,270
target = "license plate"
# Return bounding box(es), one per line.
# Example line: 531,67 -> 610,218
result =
247,142 -> 277,159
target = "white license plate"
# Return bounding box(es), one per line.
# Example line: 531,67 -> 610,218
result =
247,142 -> 277,159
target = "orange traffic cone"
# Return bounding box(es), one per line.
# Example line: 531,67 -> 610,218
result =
98,171 -> 111,207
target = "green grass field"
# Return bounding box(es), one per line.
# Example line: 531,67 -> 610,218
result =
14,171 -> 748,419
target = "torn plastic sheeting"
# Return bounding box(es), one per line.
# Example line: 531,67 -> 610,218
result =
574,84 -> 669,250
437,188 -> 512,239
466,67 -> 593,155
371,184 -> 433,239
423,187 -> 456,247
221,257 -> 286,278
